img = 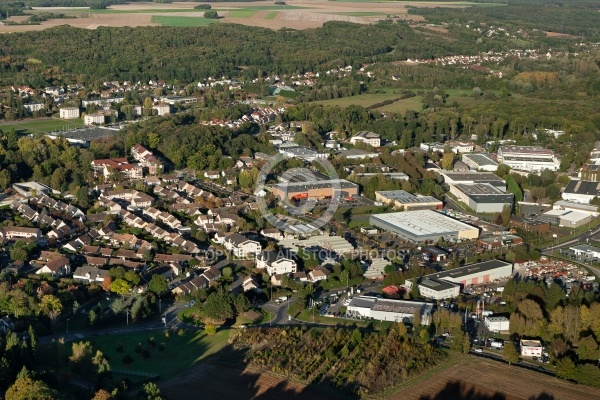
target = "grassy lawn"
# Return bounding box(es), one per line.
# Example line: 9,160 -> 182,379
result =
264,11 -> 278,19
86,329 -> 230,381
312,93 -> 400,108
226,10 -> 257,18
376,95 -> 424,113
151,15 -> 218,26
0,118 -> 84,135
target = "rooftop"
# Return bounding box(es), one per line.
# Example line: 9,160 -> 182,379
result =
272,179 -> 358,192
454,183 -> 513,204
500,145 -> 553,156
376,190 -> 441,204
369,210 -> 477,238
564,179 -> 600,196
419,278 -> 460,291
425,259 -> 512,282
462,153 -> 498,166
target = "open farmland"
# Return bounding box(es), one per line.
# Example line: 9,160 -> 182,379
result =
0,0 -> 501,32
388,355 -> 600,400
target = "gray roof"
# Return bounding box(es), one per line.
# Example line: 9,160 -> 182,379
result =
376,190 -> 441,204
419,278 -> 460,291
462,153 -> 498,167
564,179 -> 600,196
425,259 -> 512,281
453,183 -> 513,204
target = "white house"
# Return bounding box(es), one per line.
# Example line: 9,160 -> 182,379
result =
59,107 -> 80,119
37,256 -> 70,277
350,131 -> 381,148
484,316 -> 510,332
222,232 -> 262,257
520,339 -> 543,357
73,266 -> 109,283
256,251 -> 297,276
308,267 -> 330,282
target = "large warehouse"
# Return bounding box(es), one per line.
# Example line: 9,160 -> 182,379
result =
497,145 -> 559,173
271,179 -> 359,200
461,153 -> 499,172
406,259 -> 513,298
346,296 -> 433,325
449,183 -> 514,213
375,190 -> 443,211
369,210 -> 479,243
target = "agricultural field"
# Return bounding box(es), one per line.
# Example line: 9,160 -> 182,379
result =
0,117 -> 84,136
151,15 -> 217,27
377,95 -> 424,113
0,0 -> 501,32
388,355 -> 600,400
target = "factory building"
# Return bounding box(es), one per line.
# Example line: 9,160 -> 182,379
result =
375,190 -> 443,211
271,179 -> 359,200
346,296 -> 433,325
439,171 -> 506,191
461,153 -> 499,172
369,210 -> 479,243
449,183 -> 513,213
497,145 -> 559,173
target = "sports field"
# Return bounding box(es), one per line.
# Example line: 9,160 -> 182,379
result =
0,1 -> 502,32
0,118 -> 84,136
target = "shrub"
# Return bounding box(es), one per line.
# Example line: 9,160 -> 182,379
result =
204,11 -> 218,19
177,329 -> 185,337
122,355 -> 134,364
164,330 -> 170,339
194,4 -> 211,9
205,324 -> 217,335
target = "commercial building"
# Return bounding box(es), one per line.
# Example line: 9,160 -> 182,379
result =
271,179 -> 359,200
461,153 -> 499,172
59,107 -> 80,119
553,200 -> 599,217
449,183 -> 513,213
509,216 -> 550,233
520,340 -> 543,357
569,244 -> 600,261
497,145 -> 559,173
349,131 -> 381,147
539,209 -> 592,228
369,210 -> 479,243
562,179 -> 600,204
417,278 -> 460,300
152,104 -> 171,116
406,259 -> 513,296
374,190 -> 443,211
485,316 -> 510,332
439,171 -> 506,191
336,149 -> 379,159
278,235 -> 354,255
346,296 -> 433,325
278,145 -> 328,162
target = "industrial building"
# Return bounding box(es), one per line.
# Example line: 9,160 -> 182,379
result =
346,296 -> 433,325
278,235 -> 354,255
369,210 -> 479,243
449,183 -> 513,213
278,145 -> 328,162
349,131 -> 381,147
461,153 -> 499,172
485,316 -> 510,332
374,190 -> 443,211
562,179 -> 600,204
569,244 -> 600,261
439,171 -> 506,191
520,340 -> 543,357
509,216 -> 550,233
553,200 -> 599,217
417,278 -> 460,300
405,259 -> 513,298
539,209 -> 592,228
271,179 -> 359,200
497,145 -> 559,173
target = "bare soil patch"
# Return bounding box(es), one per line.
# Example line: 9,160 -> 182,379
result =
388,356 -> 600,400
544,31 -> 580,39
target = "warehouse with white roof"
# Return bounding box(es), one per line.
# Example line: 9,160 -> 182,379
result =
369,210 -> 479,243
346,296 -> 433,325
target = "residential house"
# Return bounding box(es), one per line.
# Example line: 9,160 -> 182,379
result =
37,256 -> 70,277
222,233 -> 262,257
256,251 -> 297,276
309,267 -> 330,282
73,266 -> 109,283
349,131 -> 381,147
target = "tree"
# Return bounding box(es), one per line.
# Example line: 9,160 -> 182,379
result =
577,336 -> 600,362
575,364 -> 600,387
462,333 -> 471,354
5,376 -> 57,400
40,295 -> 62,326
124,270 -> 140,286
222,266 -> 233,278
503,342 -> 519,365
110,278 -> 131,295
505,175 -> 523,202
204,10 -> 218,19
441,152 -> 454,170
92,389 -> 112,400
148,274 -> 168,295
102,276 -> 112,292
143,382 -> 165,400
0,169 -> 11,190
500,203 -> 512,226
555,357 -> 576,380
205,324 -> 217,335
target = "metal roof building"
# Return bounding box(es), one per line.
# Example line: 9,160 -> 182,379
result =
449,183 -> 513,213
369,210 -> 479,243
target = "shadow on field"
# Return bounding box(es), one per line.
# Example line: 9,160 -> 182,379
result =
418,380 -> 555,400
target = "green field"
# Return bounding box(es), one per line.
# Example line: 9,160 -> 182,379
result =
312,93 -> 401,108
265,11 -> 279,19
86,329 -> 230,381
151,15 -> 218,27
0,118 -> 84,136
226,10 -> 257,18
376,95 -> 423,113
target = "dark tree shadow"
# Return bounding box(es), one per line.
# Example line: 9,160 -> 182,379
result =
418,380 -> 556,400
